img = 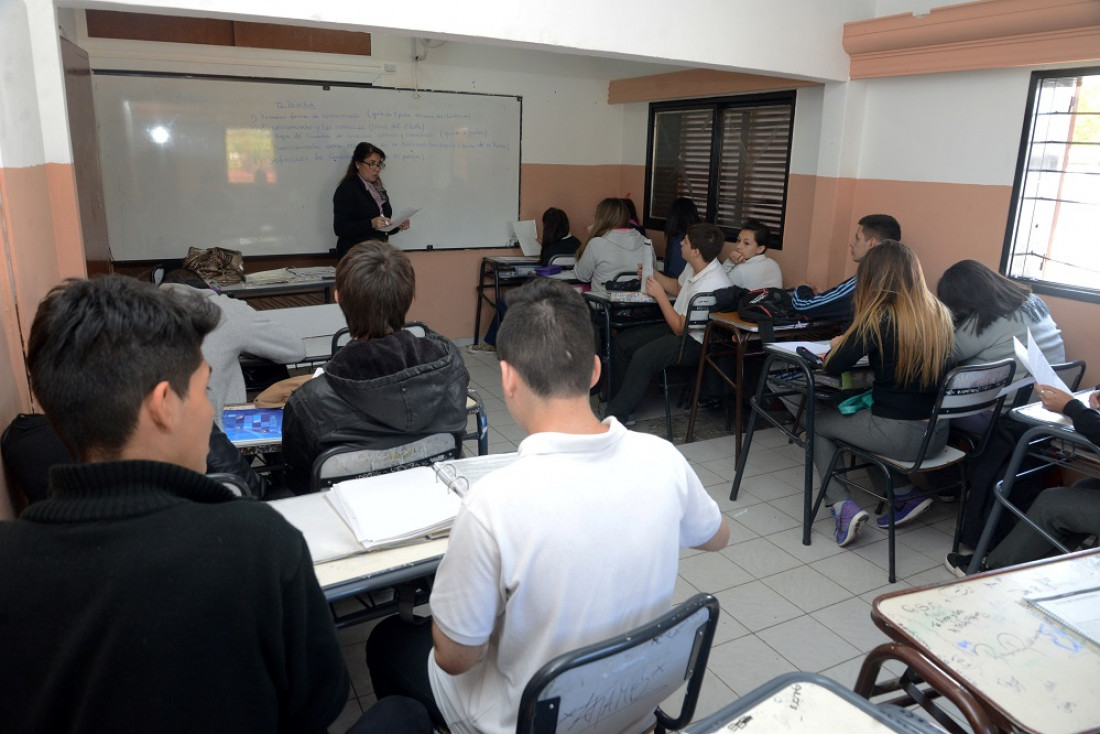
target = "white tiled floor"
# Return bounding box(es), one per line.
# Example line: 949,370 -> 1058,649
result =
329,347 -> 963,730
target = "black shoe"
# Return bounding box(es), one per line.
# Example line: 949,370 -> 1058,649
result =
945,552 -> 975,578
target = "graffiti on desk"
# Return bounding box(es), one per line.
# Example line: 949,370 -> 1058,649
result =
879,556 -> 1100,731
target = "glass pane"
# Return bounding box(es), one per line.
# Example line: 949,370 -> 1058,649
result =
649,108 -> 713,221
715,104 -> 792,235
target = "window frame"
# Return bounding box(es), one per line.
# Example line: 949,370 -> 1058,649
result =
643,90 -> 797,248
1001,65 -> 1100,305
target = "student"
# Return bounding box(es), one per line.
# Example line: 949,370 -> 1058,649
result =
937,259 -> 1064,380
724,218 -> 783,289
621,196 -> 648,236
661,197 -> 700,278
573,197 -> 653,295
946,385 -> 1100,576
791,214 -> 901,321
537,206 -> 581,266
0,275 -> 349,732
364,278 -> 729,733
160,268 -> 306,428
813,242 -> 954,546
469,207 -> 582,354
282,241 -> 470,491
606,223 -> 731,423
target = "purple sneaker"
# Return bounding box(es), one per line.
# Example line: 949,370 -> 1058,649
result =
876,494 -> 934,528
830,501 -> 870,547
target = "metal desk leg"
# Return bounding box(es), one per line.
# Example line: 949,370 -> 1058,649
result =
685,321 -> 717,444
473,258 -> 488,344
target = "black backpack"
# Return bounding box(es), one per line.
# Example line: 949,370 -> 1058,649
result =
737,287 -> 805,341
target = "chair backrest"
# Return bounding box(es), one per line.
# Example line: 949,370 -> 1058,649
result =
516,593 -> 720,734
547,254 -> 576,267
310,432 -> 460,492
934,358 -> 1017,420
675,291 -> 719,361
206,472 -> 252,498
1010,359 -> 1087,408
906,358 -> 1017,472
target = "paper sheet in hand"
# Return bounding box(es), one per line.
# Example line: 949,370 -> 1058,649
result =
1013,330 -> 1069,393
511,220 -> 540,257
326,467 -> 460,550
380,207 -> 420,232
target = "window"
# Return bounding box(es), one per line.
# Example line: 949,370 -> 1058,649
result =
1003,67 -> 1100,301
644,91 -> 796,247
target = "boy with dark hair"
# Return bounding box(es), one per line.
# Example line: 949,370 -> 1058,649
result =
282,240 -> 470,490
791,213 -> 901,321
606,222 -> 731,422
725,218 -> 783,289
365,278 -> 729,733
0,275 -> 349,732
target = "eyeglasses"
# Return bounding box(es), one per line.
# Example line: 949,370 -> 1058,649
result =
360,160 -> 386,170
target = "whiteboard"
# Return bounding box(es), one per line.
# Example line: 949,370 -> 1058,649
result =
91,72 -> 522,260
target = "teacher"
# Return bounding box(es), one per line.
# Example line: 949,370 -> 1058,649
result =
333,142 -> 409,259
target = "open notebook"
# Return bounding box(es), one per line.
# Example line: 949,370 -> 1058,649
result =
272,453 -> 518,561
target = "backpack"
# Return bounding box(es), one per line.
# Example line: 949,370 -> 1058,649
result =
737,287 -> 805,342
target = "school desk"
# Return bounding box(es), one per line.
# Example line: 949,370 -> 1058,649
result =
684,312 -> 838,452
858,548 -> 1100,734
683,672 -> 941,733
220,270 -> 335,303
472,256 -> 577,344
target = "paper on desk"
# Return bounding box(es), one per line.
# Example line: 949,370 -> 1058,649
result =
380,207 -> 420,232
511,220 -> 540,257
1014,331 -> 1070,393
769,341 -> 832,358
641,239 -> 654,286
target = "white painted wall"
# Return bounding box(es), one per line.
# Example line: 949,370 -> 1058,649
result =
858,68 -> 1031,185
0,0 -> 64,167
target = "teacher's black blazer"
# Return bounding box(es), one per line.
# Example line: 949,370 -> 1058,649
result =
333,176 -> 393,258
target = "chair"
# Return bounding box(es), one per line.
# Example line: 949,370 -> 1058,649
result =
547,254 -> 576,268
331,321 -> 432,357
464,388 -> 489,456
1009,359 -> 1086,408
659,291 -> 718,441
207,472 -> 253,498
516,593 -> 720,734
814,358 -> 1016,583
309,432 -> 460,492
968,421 -> 1100,573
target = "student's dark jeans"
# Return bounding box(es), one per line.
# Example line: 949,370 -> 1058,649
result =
606,324 -> 700,421
366,615 -> 446,728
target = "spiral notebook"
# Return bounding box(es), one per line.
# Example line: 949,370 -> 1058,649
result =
271,453 -> 518,561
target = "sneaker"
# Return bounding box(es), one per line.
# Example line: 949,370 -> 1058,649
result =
876,494 -> 934,528
622,413 -> 637,427
830,501 -> 870,547
945,552 -> 974,578
466,343 -> 496,354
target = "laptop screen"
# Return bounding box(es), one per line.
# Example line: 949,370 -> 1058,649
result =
223,407 -> 283,447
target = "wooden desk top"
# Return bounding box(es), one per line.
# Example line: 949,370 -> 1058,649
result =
872,548 -> 1100,734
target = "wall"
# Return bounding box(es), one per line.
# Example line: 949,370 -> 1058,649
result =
0,0 -> 87,517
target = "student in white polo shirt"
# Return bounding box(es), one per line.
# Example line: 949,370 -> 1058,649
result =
723,219 -> 783,289
606,223 -> 731,423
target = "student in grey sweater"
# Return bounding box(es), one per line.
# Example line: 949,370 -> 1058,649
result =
162,270 -> 306,427
937,260 -> 1064,380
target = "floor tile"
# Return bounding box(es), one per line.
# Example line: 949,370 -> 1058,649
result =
690,462 -> 727,488
732,502 -> 801,536
713,581 -> 803,632
738,473 -> 803,502
678,550 -> 755,594
810,596 -> 891,652
761,565 -> 851,613
720,537 -> 802,579
763,526 -> 846,564
810,551 -> 895,595
706,634 -> 797,698
757,615 -> 861,672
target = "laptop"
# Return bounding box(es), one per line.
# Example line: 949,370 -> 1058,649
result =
222,407 -> 283,447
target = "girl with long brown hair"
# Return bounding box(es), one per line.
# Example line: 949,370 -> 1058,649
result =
815,240 -> 954,546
